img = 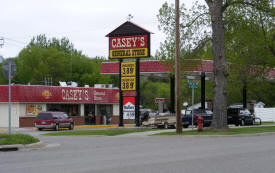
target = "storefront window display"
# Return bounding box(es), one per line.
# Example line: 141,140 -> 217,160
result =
97,104 -> 113,124
47,104 -> 80,116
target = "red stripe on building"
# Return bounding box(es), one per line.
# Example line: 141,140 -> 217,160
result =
0,85 -> 119,104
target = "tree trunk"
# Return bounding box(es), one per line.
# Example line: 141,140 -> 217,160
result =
206,0 -> 228,129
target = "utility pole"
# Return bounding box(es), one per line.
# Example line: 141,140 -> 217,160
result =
175,0 -> 182,133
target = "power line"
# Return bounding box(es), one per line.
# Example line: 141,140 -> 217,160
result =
4,41 -> 25,48
4,37 -> 27,45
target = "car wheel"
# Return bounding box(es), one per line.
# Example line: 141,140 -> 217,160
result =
38,128 -> 42,131
183,124 -> 189,128
69,123 -> 74,130
55,124 -> 59,131
235,122 -> 239,126
164,122 -> 169,129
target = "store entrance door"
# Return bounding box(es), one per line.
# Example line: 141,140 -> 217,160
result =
84,104 -> 95,125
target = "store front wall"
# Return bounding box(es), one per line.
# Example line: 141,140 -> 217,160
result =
0,85 -> 120,127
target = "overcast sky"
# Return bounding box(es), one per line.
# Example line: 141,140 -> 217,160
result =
0,0 -> 205,59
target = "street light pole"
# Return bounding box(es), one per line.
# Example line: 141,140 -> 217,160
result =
175,0 -> 182,133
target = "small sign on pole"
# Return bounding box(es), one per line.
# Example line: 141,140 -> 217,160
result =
188,82 -> 198,89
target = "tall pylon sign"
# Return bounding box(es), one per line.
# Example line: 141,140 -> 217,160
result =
106,21 -> 152,126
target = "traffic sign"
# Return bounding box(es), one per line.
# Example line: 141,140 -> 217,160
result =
188,82 -> 198,89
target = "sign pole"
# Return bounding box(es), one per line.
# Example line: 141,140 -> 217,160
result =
119,59 -> 124,127
8,61 -> 11,135
191,87 -> 194,131
135,58 -> 140,126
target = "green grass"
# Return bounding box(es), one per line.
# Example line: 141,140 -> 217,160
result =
261,122 -> 275,125
0,134 -> 39,145
43,128 -> 159,136
155,126 -> 275,136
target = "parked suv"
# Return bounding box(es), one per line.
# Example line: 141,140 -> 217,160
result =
35,112 -> 74,131
227,108 -> 254,126
182,109 -> 213,128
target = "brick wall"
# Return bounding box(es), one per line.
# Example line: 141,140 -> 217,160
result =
71,116 -> 85,125
96,116 -> 134,125
19,117 -> 36,128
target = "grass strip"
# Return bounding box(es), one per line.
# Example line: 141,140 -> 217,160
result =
261,122 -> 275,125
0,134 -> 39,145
43,128 -> 158,136
155,126 -> 275,136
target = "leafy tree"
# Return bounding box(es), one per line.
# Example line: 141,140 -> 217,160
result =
157,0 -> 274,129
12,35 -> 114,87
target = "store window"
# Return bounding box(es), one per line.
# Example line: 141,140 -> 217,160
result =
97,104 -> 113,116
26,104 -> 43,116
84,104 -> 96,125
47,104 -> 80,116
97,104 -> 113,125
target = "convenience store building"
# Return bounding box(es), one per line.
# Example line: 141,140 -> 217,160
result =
0,85 -> 134,128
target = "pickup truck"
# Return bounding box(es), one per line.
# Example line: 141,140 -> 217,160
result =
142,113 -> 176,129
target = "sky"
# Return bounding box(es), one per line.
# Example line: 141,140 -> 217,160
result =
0,0 -> 204,59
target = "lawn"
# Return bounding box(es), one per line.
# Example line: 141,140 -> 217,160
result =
0,134 -> 39,145
261,122 -> 275,125
155,126 -> 275,136
43,128 -> 159,136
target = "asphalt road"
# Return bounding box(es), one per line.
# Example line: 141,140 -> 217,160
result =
1,131 -> 275,173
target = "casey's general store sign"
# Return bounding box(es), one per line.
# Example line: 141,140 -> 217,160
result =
109,35 -> 149,59
0,85 -> 119,104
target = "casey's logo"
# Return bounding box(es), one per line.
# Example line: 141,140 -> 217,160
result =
42,90 -> 52,99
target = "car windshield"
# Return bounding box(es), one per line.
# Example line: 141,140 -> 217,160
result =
185,110 -> 192,115
206,110 -> 213,114
240,109 -> 250,114
36,113 -> 52,120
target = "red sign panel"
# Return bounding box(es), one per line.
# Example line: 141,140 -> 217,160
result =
123,97 -> 135,120
0,85 -> 119,104
110,35 -> 148,50
155,98 -> 170,103
122,91 -> 137,97
109,35 -> 149,59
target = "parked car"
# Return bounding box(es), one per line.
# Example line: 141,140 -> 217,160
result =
35,112 -> 74,131
227,108 -> 254,126
182,109 -> 213,128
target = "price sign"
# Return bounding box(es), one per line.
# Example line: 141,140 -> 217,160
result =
123,111 -> 135,120
121,62 -> 136,76
121,77 -> 136,91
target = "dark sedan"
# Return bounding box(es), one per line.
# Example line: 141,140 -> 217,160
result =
182,109 -> 213,128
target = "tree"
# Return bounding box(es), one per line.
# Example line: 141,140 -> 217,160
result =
157,0 -> 274,129
204,0 -> 228,129
9,35 -> 115,87
15,46 -> 67,85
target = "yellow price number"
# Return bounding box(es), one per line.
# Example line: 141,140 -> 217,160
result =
121,77 -> 136,91
121,62 -> 136,76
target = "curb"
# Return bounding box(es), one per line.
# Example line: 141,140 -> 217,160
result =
74,124 -> 136,129
0,141 -> 45,152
